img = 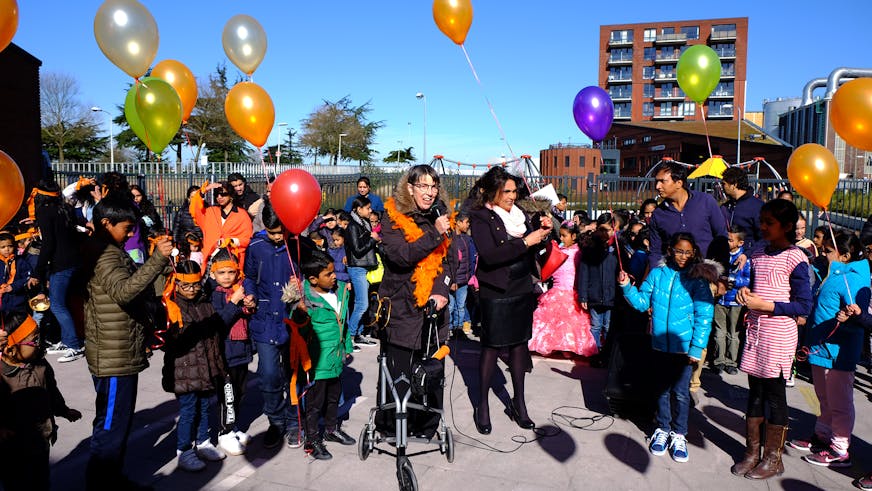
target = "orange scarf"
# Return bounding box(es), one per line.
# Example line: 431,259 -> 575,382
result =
0,254 -> 15,287
26,188 -> 59,221
384,197 -> 451,307
283,318 -> 313,405
162,272 -> 202,328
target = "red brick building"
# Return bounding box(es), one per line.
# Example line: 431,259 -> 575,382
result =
599,17 -> 748,123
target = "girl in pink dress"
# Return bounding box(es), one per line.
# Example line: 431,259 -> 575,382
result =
529,222 -> 597,357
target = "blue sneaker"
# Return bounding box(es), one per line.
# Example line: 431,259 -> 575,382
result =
669,432 -> 689,463
649,428 -> 669,456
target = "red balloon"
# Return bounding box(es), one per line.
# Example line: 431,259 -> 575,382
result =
271,169 -> 322,235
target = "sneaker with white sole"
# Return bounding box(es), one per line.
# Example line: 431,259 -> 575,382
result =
58,347 -> 85,363
286,428 -> 304,449
803,447 -> 852,467
218,432 -> 245,456
669,432 -> 689,463
195,440 -> 226,461
649,428 -> 669,456
234,430 -> 252,446
177,449 -> 206,472
45,342 -> 68,354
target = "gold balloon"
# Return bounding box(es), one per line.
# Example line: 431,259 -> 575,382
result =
787,143 -> 840,209
433,0 -> 473,45
152,59 -> 198,123
225,81 -> 274,148
0,0 -> 19,54
831,78 -> 872,151
0,150 -> 24,229
222,14 -> 267,76
93,0 -> 159,79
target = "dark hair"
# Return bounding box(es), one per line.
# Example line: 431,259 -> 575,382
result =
559,221 -> 579,235
777,190 -> 793,200
656,161 -> 688,189
176,259 -> 201,276
596,212 -> 613,227
324,208 -> 337,216
369,210 -> 380,220
98,171 -> 132,201
613,209 -> 630,230
351,196 -> 371,212
475,166 -> 516,208
261,198 -> 282,230
213,181 -> 232,201
337,211 -> 351,222
228,172 -> 246,184
33,179 -> 62,208
130,184 -> 145,196
721,167 -> 749,190
760,199 -> 799,244
727,225 -> 747,241
0,232 -> 14,245
331,227 -> 344,237
557,193 -> 567,201
668,232 -> 702,266
186,185 -> 200,198
356,176 -> 371,187
406,165 -> 441,187
456,211 -> 470,222
824,230 -> 862,262
640,198 -> 658,214
1,311 -> 31,340
92,196 -> 138,226
814,225 -> 828,236
630,225 -> 650,250
211,247 -> 239,265
302,250 -> 333,279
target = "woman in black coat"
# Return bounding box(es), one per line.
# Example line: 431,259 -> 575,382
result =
344,195 -> 380,345
172,186 -> 202,246
468,167 -> 552,434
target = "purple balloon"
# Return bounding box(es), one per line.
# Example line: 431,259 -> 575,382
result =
572,86 -> 614,142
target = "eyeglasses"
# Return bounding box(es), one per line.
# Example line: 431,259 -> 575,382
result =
672,249 -> 694,257
216,191 -> 231,197
176,281 -> 202,291
412,183 -> 440,193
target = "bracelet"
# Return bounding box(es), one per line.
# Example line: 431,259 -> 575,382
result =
522,238 -> 528,247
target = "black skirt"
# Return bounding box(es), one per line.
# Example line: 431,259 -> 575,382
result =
479,292 -> 536,347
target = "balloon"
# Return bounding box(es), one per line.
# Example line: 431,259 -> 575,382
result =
93,0 -> 159,79
151,60 -> 197,123
271,169 -> 322,235
225,81 -> 274,148
433,0 -> 473,45
222,14 -> 267,76
124,77 -> 182,155
0,0 -> 18,54
787,143 -> 840,209
572,86 -> 614,142
0,150 -> 24,229
831,78 -> 872,151
676,45 -> 722,103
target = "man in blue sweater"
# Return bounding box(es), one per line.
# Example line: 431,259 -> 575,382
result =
720,167 -> 764,252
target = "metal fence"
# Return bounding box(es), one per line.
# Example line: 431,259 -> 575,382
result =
52,162 -> 872,236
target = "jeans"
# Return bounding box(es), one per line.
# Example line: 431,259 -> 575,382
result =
652,351 -> 693,435
255,341 -> 298,432
348,266 -> 370,337
49,267 -> 82,350
449,285 -> 469,328
176,392 -> 210,451
589,307 -> 612,350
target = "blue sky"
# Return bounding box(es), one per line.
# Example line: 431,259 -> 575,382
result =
13,0 -> 872,166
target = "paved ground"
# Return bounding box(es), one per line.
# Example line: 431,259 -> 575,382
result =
47,333 -> 872,490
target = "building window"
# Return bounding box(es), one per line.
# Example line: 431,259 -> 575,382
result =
713,81 -> 734,97
711,42 -> 736,57
712,24 -> 737,34
614,102 -> 632,118
609,86 -> 632,99
660,46 -> 677,59
680,26 -> 699,39
642,66 -> 655,80
643,47 -> 655,60
661,27 -> 675,35
659,65 -> 676,79
623,138 -> 636,146
678,102 -> 695,116
642,102 -> 654,116
721,61 -> 735,77
579,156 -> 585,167
609,66 -> 632,81
707,101 -> 731,117
660,102 -> 673,116
564,155 -> 570,167
610,47 -> 633,62
610,29 -> 633,42
642,135 -> 652,143
553,156 -> 557,168
643,84 -> 655,98
602,158 -> 618,174
643,28 -> 656,42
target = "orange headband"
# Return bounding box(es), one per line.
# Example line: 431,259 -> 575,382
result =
14,228 -> 37,242
26,188 -> 60,221
6,316 -> 37,348
174,272 -> 202,283
210,260 -> 239,272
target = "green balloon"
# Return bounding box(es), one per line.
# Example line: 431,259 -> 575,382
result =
124,77 -> 182,155
676,45 -> 722,104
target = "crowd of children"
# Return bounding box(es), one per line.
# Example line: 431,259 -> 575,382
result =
6,169 -> 872,489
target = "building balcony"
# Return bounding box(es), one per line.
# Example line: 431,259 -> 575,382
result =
607,76 -> 633,84
654,90 -> 685,101
607,55 -> 634,65
707,111 -> 733,119
653,54 -> 680,64
714,49 -> 736,60
653,73 -> 677,82
711,29 -> 737,41
614,113 -> 632,121
654,33 -> 687,44
608,37 -> 634,47
709,91 -> 734,99
610,95 -> 632,102
720,70 -> 735,79
653,111 -> 684,120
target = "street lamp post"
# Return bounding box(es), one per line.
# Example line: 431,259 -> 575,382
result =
338,133 -> 348,165
276,122 -> 288,166
416,92 -> 427,164
90,106 -> 114,166
723,103 -> 742,164
397,140 -> 403,164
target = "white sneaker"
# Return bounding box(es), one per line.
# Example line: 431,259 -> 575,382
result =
45,342 -> 68,354
786,374 -> 796,387
234,430 -> 252,446
218,433 -> 245,456
58,347 -> 85,363
195,440 -> 226,461
177,449 -> 206,472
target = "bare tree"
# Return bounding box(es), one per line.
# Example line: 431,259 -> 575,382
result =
40,72 -> 102,162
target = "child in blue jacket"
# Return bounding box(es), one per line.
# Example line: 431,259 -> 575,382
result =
0,232 -> 32,315
713,227 -> 751,374
619,232 -> 715,464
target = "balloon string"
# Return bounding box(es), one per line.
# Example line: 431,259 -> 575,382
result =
257,148 -> 273,193
824,208 -> 854,305
460,44 -> 517,163
698,103 -> 713,158
182,126 -> 198,162
135,80 -> 155,162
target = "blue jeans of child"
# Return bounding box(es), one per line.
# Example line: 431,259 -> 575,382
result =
449,285 -> 469,328
49,267 -> 83,350
255,341 -> 299,433
589,306 -> 611,350
348,266 -> 370,337
176,392 -> 210,451
653,350 -> 693,435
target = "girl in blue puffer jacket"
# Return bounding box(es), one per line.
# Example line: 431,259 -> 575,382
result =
618,232 -> 715,464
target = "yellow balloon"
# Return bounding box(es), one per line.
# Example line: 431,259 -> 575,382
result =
831,78 -> 872,151
225,81 -> 274,148
93,0 -> 159,79
152,59 -> 198,123
222,14 -> 267,76
0,0 -> 19,54
0,150 -> 24,229
787,143 -> 840,209
433,0 -> 473,45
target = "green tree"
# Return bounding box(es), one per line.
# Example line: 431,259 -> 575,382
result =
186,63 -> 248,163
40,72 -> 106,162
263,128 -> 303,165
299,96 -> 384,165
383,146 -> 416,164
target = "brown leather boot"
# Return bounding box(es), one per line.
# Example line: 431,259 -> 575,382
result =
745,423 -> 787,480
730,416 -> 764,476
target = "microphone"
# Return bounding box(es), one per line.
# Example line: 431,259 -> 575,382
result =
433,201 -> 452,238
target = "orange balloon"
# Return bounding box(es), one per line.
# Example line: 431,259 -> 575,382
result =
0,150 -> 24,229
152,60 -> 197,123
787,143 -> 840,209
831,78 -> 872,151
0,0 -> 18,53
433,0 -> 473,45
225,81 -> 274,148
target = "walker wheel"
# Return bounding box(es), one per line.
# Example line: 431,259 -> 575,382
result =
358,425 -> 372,461
444,427 -> 454,463
397,456 -> 418,491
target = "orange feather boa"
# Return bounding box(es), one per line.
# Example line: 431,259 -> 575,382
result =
384,197 -> 451,307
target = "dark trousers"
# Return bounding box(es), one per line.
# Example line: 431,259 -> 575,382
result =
86,374 -> 138,490
1,444 -> 49,491
255,341 -> 298,432
219,364 -> 249,435
376,342 -> 444,438
304,377 -> 341,440
747,374 -> 788,425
